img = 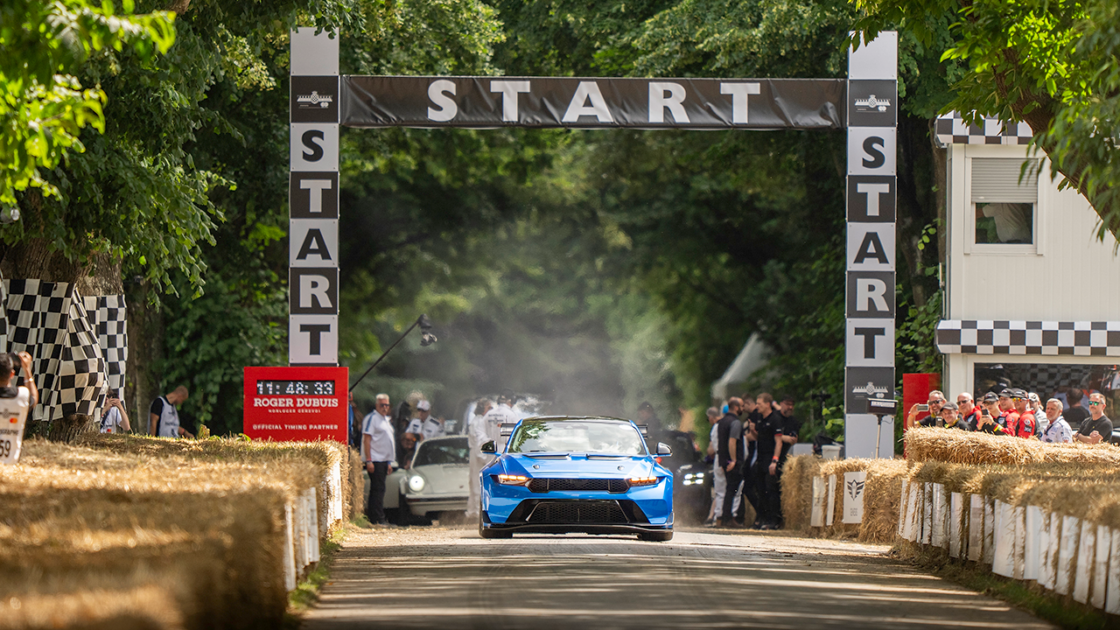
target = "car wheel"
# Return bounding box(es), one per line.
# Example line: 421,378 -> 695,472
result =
392,494 -> 411,526
478,509 -> 511,539
638,529 -> 673,542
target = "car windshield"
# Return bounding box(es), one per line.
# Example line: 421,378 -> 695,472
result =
507,420 -> 645,455
412,437 -> 470,467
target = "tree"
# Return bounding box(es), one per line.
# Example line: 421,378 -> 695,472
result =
0,0 -> 175,209
856,0 -> 1120,240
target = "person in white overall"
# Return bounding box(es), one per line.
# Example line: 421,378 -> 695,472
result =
0,351 -> 40,465
466,398 -> 494,520
149,385 -> 193,438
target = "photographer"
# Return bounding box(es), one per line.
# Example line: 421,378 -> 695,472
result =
99,387 -> 131,433
905,391 -> 944,430
974,393 -> 1008,435
0,352 -> 39,465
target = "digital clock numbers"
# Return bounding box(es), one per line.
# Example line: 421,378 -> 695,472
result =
255,380 -> 335,396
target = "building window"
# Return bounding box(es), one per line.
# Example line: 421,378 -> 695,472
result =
970,158 -> 1039,251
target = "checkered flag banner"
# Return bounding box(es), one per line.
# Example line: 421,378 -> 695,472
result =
937,320 -> 1120,356
1,280 -> 127,422
934,112 -> 1033,147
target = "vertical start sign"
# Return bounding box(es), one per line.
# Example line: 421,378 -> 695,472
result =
243,366 -> 348,443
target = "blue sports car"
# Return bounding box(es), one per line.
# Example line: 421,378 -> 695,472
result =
478,416 -> 674,541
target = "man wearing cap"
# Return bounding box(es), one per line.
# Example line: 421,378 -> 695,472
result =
998,389 -> 1016,424
405,400 -> 444,440
1073,393 -> 1113,445
934,402 -> 968,430
1028,393 -> 1048,434
1006,389 -> 1037,439
1040,398 -> 1073,443
973,393 -> 1009,434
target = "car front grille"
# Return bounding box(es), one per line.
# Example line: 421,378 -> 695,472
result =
527,478 -> 629,493
526,500 -> 629,524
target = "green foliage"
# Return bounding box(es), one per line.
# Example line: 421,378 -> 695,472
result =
0,0 -> 174,206
856,0 -> 1120,240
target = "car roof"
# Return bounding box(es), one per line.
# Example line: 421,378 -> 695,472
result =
516,416 -> 637,423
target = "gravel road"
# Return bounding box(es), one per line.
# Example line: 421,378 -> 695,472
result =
301,526 -> 1052,630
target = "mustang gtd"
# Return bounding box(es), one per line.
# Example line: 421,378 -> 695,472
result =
478,416 -> 674,541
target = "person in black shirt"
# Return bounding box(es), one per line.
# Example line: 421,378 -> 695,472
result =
1063,388 -> 1090,429
767,396 -> 800,529
752,393 -> 783,529
715,397 -> 745,527
738,394 -> 762,523
1074,393 -> 1113,445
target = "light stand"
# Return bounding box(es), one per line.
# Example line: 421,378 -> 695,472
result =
867,397 -> 897,459
349,314 -> 437,392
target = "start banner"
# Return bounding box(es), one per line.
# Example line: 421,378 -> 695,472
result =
243,366 -> 348,443
339,76 -> 845,130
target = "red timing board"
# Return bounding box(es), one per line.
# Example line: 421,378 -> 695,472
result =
243,366 -> 348,443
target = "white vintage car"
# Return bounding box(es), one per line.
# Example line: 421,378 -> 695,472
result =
384,435 -> 470,523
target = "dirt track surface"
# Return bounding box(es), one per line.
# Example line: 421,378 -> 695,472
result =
301,526 -> 1052,630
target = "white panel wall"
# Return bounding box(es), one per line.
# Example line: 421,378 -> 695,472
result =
946,144 -> 1120,322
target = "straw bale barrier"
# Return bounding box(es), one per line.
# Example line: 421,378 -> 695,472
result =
905,427 -> 1120,466
0,584 -> 184,630
898,457 -> 1120,614
781,455 -> 908,543
0,437 -> 341,629
76,434 -> 354,533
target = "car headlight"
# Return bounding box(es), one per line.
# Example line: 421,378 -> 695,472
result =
682,472 -> 706,485
629,476 -> 659,487
408,475 -> 426,493
497,474 -> 529,485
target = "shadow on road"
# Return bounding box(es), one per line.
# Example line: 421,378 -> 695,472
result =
301,529 -> 1052,630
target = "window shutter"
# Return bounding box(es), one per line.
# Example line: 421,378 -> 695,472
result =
971,158 -> 1039,203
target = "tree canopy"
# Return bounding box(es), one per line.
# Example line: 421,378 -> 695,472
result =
857,0 -> 1120,240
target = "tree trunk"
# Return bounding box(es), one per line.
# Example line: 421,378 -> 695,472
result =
126,286 -> 164,435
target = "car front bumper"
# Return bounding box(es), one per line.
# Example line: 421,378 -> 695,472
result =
481,478 -> 674,529
405,494 -> 468,516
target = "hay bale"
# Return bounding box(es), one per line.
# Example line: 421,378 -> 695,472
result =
0,439 -> 323,629
781,456 -> 908,543
347,447 -> 365,521
0,584 -> 183,630
780,455 -> 821,531
905,427 -> 1120,467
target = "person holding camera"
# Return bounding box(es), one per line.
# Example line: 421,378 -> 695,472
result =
905,391 -> 945,430
930,402 -> 967,429
99,387 -> 131,433
974,393 -> 1009,435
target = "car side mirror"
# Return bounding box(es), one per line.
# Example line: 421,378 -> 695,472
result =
480,440 -> 496,454
656,442 -> 672,457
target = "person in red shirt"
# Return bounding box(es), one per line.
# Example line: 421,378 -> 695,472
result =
1006,389 -> 1036,439
956,392 -> 978,429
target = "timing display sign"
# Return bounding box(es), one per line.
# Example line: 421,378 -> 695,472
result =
243,366 -> 348,443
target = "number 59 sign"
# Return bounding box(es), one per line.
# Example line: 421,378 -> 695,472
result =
243,366 -> 348,443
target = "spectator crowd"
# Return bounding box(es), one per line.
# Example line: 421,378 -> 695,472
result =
904,387 -> 1114,446
703,393 -> 801,531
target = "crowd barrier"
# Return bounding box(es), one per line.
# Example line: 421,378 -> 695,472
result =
785,428 -> 1120,617
0,435 -> 361,630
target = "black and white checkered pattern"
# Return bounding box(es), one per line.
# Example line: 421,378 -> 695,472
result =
1,280 -> 122,422
84,294 -> 128,399
934,112 -> 1033,147
936,320 -> 1120,356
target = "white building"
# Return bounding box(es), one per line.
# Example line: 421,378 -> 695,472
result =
933,113 -> 1120,408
